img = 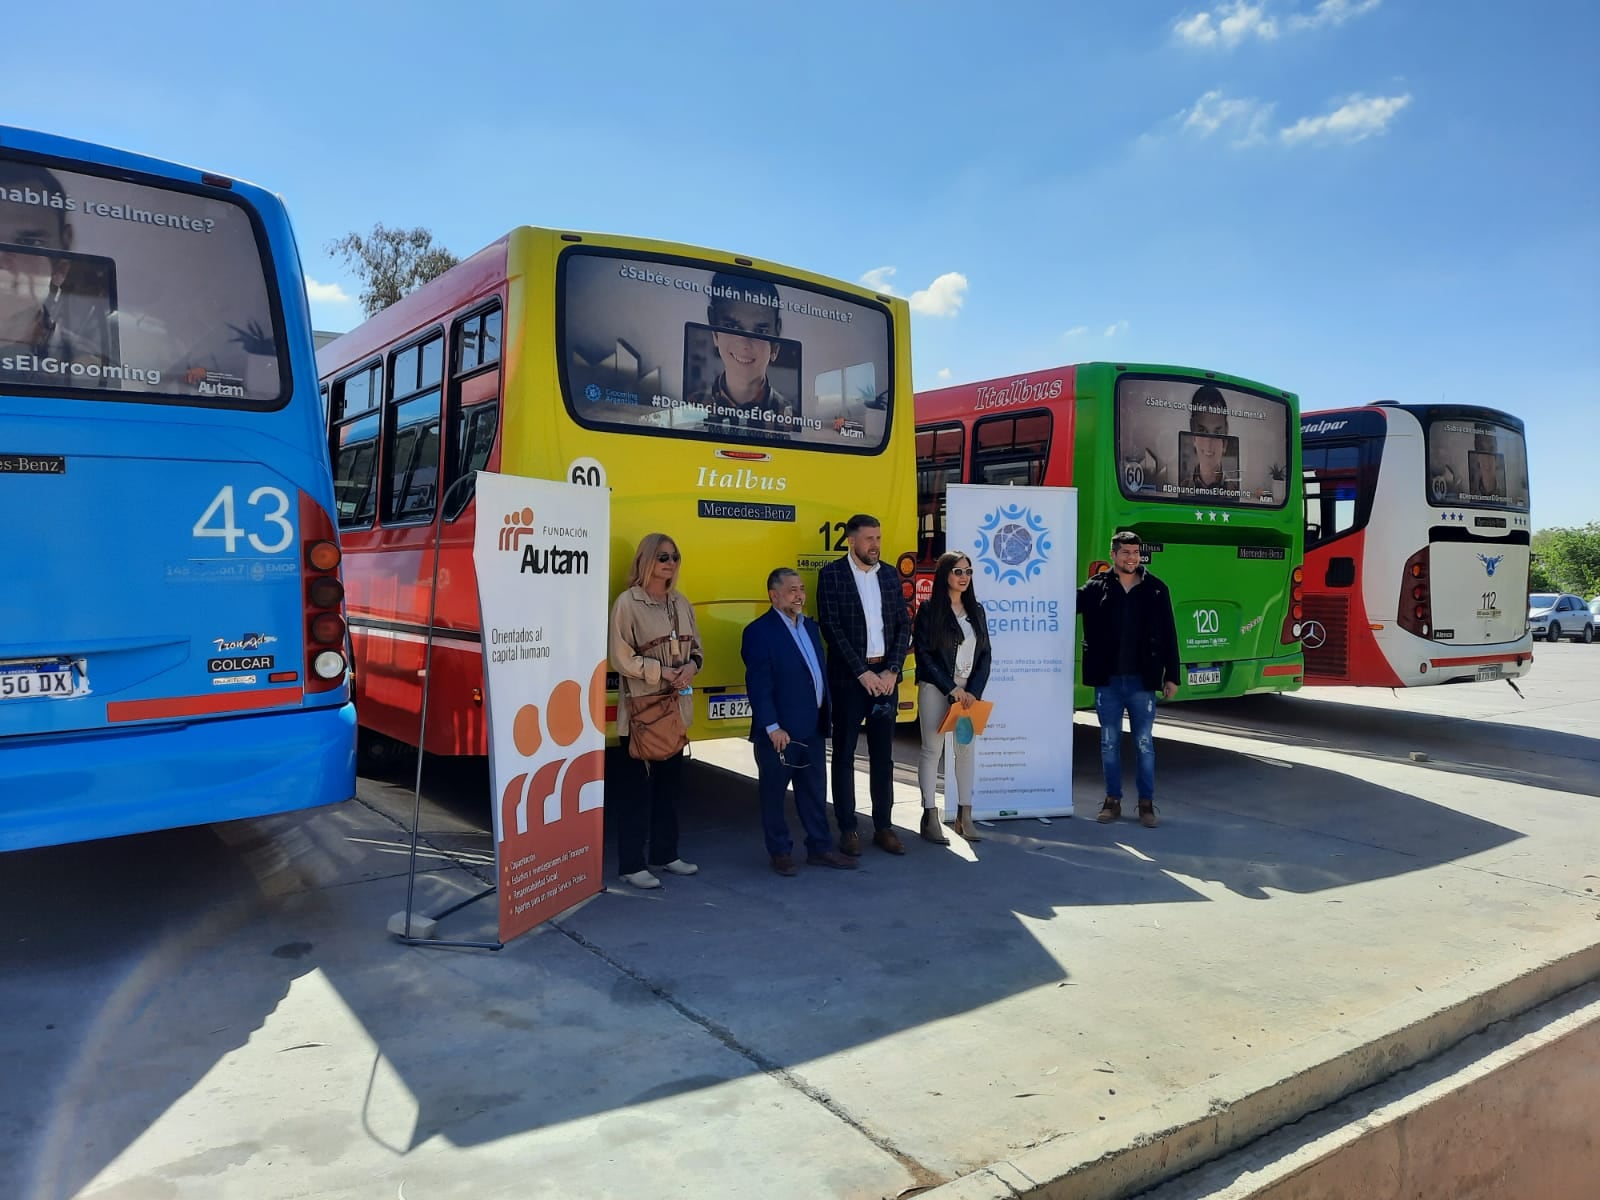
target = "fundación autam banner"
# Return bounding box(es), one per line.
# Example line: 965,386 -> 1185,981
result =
472,472 -> 610,943
943,484 -> 1077,820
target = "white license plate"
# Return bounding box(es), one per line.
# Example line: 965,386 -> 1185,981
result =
707,694 -> 752,720
1187,666 -> 1222,687
1475,664 -> 1504,681
0,657 -> 89,700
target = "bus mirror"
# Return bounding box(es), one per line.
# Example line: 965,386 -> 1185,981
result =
1326,557 -> 1356,588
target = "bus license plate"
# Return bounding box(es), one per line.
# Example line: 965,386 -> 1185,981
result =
0,657 -> 89,700
1187,666 -> 1222,687
708,694 -> 752,720
1475,664 -> 1504,681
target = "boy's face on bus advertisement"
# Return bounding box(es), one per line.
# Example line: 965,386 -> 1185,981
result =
1191,409 -> 1229,481
0,193 -> 72,341
709,297 -> 780,397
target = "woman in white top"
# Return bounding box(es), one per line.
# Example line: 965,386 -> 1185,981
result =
912,550 -> 993,843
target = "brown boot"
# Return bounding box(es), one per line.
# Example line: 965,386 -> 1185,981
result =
1096,798 -> 1122,823
920,808 -> 950,845
952,805 -> 984,842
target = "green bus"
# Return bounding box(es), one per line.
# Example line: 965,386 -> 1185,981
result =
914,362 -> 1304,706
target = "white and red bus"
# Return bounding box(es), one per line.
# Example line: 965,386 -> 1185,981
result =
1298,402 -> 1534,687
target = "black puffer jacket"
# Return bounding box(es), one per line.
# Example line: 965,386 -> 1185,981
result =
1076,570 -> 1181,691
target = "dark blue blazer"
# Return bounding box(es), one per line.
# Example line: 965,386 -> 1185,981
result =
741,608 -> 832,743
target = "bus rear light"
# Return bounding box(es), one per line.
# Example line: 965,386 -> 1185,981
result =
1292,566 -> 1305,585
310,612 -> 346,646
901,580 -> 914,601
269,670 -> 300,683
1088,560 -> 1110,579
1292,585 -> 1303,602
308,576 -> 345,608
1292,604 -> 1303,620
897,553 -> 917,577
312,651 -> 347,681
1397,547 -> 1431,638
307,540 -> 341,571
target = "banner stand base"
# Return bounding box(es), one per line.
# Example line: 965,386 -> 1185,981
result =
389,886 -> 504,951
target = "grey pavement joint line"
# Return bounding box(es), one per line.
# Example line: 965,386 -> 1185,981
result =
553,920 -> 946,1192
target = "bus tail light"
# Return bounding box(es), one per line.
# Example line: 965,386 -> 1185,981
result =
1283,564 -> 1305,643
1397,546 -> 1431,639
1088,560 -> 1110,580
300,492 -> 348,694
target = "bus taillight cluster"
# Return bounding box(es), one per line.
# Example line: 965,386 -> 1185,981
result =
299,492 -> 348,692
1397,548 -> 1432,639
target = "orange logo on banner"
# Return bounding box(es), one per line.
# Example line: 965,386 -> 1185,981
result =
497,659 -> 608,941
499,507 -> 538,552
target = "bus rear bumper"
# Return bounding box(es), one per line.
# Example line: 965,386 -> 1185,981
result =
0,702 -> 357,852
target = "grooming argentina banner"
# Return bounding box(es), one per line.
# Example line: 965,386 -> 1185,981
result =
943,484 -> 1077,820
472,471 -> 610,942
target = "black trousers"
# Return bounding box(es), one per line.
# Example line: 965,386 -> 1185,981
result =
609,739 -> 684,875
829,674 -> 896,834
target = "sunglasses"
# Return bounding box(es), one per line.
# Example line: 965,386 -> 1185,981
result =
778,742 -> 812,770
655,551 -> 681,563
950,567 -> 973,576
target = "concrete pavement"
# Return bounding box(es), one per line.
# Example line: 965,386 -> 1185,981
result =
2,643 -> 1596,1200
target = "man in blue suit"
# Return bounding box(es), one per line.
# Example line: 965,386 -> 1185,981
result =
742,568 -> 859,876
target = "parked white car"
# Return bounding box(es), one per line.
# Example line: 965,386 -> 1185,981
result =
1527,593 -> 1595,643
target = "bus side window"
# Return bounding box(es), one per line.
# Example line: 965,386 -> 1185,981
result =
973,411 -> 1051,488
331,362 -> 382,529
384,332 -> 445,524
915,423 -> 964,561
444,304 -> 503,521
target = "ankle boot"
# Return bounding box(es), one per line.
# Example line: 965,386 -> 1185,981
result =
953,805 -> 984,842
920,807 -> 950,845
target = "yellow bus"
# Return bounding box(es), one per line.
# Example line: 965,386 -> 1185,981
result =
317,227 -> 918,755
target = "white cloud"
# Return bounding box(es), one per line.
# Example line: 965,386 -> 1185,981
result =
1280,92 -> 1412,144
1181,89 -> 1273,145
1063,325 -> 1090,339
1174,2 -> 1278,48
305,277 -> 353,305
1104,320 -> 1129,338
859,266 -> 898,294
909,272 -> 969,318
860,266 -> 968,317
936,368 -> 953,380
1288,0 -> 1381,32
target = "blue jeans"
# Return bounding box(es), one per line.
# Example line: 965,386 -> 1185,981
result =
1095,675 -> 1156,802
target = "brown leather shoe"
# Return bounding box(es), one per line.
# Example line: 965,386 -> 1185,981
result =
1138,800 -> 1159,829
873,829 -> 906,855
1096,798 -> 1122,823
838,831 -> 862,857
770,854 -> 799,876
806,850 -> 860,870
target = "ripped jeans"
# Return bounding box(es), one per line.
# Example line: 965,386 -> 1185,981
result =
1094,674 -> 1157,802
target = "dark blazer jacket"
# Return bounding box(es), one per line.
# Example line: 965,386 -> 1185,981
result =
1075,569 -> 1182,692
741,608 -> 831,743
912,601 -> 992,700
816,554 -> 911,681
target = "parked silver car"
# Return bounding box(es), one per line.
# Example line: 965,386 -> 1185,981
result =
1527,592 -> 1595,643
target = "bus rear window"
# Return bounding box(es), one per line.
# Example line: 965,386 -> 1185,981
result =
1,153 -> 284,407
1424,417 -> 1529,512
1115,376 -> 1292,508
559,249 -> 893,452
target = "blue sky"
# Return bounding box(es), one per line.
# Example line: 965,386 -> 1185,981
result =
9,0 -> 1596,526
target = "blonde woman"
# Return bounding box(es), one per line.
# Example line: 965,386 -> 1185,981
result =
608,533 -> 703,889
912,550 -> 992,842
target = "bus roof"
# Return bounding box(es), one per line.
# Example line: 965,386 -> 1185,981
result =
316,235 -> 510,377
1301,402 -> 1525,436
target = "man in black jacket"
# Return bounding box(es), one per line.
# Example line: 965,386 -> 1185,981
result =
1076,531 -> 1181,827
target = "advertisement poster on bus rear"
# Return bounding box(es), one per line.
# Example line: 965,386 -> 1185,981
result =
944,484 -> 1077,820
473,472 -> 609,943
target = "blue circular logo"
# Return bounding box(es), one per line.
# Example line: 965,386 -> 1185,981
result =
993,523 -> 1033,566
973,504 -> 1052,585
584,383 -> 602,402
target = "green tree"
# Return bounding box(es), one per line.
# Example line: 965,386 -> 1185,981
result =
1530,522 -> 1600,596
326,224 -> 459,317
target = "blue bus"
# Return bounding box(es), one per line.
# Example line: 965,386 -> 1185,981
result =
0,126 -> 355,851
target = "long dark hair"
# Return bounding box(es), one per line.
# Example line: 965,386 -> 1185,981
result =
924,550 -> 985,661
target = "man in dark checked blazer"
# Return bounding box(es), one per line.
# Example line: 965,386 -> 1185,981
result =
816,513 -> 911,856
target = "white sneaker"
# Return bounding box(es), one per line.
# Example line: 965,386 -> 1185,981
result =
653,859 -> 699,876
621,870 -> 662,889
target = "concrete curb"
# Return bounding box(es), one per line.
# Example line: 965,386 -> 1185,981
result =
921,932 -> 1600,1200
